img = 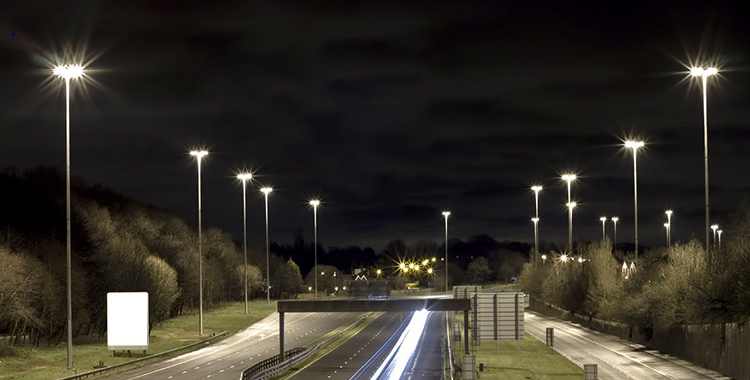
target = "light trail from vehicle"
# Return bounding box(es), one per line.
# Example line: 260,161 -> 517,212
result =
368,309 -> 430,380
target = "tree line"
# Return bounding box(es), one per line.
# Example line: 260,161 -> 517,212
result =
519,201 -> 750,336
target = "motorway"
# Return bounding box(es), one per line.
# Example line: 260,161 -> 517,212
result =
525,311 -> 731,380
105,311 -> 360,380
290,311 -> 445,380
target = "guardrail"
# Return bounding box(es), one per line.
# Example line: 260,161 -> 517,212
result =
56,331 -> 228,380
240,314 -> 370,380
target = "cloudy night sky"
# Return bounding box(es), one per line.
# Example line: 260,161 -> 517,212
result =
1,1 -> 748,251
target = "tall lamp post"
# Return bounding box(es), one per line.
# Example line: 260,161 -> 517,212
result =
442,211 -> 451,292
237,173 -> 252,314
190,150 -> 209,335
599,217 -> 607,242
625,140 -> 644,257
54,64 -> 84,370
611,217 -> 619,251
309,200 -> 321,298
566,202 -> 576,252
690,67 -> 718,252
717,230 -> 723,250
561,174 -> 576,251
711,224 -> 719,250
665,210 -> 673,247
261,187 -> 273,303
531,185 -> 542,258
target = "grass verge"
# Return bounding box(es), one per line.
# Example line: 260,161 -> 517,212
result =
0,301 -> 277,380
278,312 -> 381,380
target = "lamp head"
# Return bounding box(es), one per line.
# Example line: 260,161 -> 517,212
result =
531,185 -> 543,192
625,140 -> 645,149
566,202 -> 577,209
561,174 -> 576,182
54,65 -> 84,79
711,224 -> 719,231
541,254 -> 547,260
427,268 -> 433,274
237,173 -> 252,181
260,187 -> 273,195
560,254 -> 568,262
309,199 -> 320,207
664,223 -> 670,228
376,269 -> 382,275
690,67 -> 704,77
442,211 -> 451,217
706,67 -> 718,76
431,257 -> 436,262
600,216 -> 607,222
399,263 -> 406,269
189,150 -> 209,158
531,217 -> 539,223
422,259 -> 429,265
578,257 -> 584,263
718,229 -> 723,235
611,217 -> 619,223
665,210 -> 673,216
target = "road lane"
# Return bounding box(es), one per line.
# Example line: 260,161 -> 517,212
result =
104,311 -> 360,380
525,312 -> 730,380
290,312 -> 408,380
401,311 -> 444,380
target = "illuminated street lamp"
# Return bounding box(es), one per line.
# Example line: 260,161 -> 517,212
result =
427,268 -> 434,274
599,217 -> 607,242
718,230 -> 723,250
625,140 -> 645,257
376,269 -> 382,277
309,200 -> 321,298
560,254 -> 569,263
566,202 -> 576,252
442,211 -> 451,292
690,67 -> 719,251
531,217 -> 539,258
531,185 -> 543,257
711,224 -> 719,249
561,175 -> 576,251
665,210 -> 673,247
611,217 -> 619,250
189,150 -> 209,336
261,187 -> 273,303
54,64 -> 84,370
541,254 -> 547,262
422,259 -> 429,266
237,173 -> 252,314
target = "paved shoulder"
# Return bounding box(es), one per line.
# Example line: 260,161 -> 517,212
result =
525,312 -> 730,380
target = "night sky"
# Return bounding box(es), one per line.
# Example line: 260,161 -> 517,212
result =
1,1 -> 749,250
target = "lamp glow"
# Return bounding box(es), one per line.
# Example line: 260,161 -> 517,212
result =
54,65 -> 84,79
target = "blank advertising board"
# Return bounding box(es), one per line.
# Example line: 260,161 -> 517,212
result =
107,292 -> 149,350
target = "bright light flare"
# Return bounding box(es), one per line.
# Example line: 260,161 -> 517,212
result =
309,199 -> 320,207
531,217 -> 539,223
237,173 -> 252,181
541,254 -> 547,260
422,259 -> 429,266
427,268 -> 433,274
625,140 -> 645,149
189,150 -> 209,158
442,211 -> 451,217
691,67 -> 718,77
561,174 -> 576,182
260,187 -> 273,195
665,210 -> 673,216
54,65 -> 84,79
612,217 -> 619,222
711,224 -> 719,231
560,254 -> 569,262
531,185 -> 543,192
566,202 -> 577,209
600,216 -> 607,222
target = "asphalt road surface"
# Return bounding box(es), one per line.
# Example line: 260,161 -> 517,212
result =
291,311 -> 445,380
525,311 -> 731,380
288,312 -> 407,380
104,311 -> 359,380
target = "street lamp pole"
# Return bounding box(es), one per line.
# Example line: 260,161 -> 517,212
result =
600,217 -> 607,242
190,150 -> 208,336
237,173 -> 252,314
665,210 -> 673,247
691,67 -> 718,252
625,141 -> 644,257
562,175 -> 576,252
309,200 -> 320,298
611,217 -> 619,251
261,187 -> 273,303
442,211 -> 451,292
54,64 -> 83,370
718,230 -> 723,250
531,186 -> 542,258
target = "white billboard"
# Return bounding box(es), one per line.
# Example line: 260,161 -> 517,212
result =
107,292 -> 149,350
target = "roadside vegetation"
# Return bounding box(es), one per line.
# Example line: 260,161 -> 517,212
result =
519,201 -> 750,332
0,301 -> 277,380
